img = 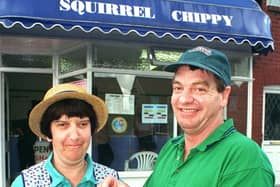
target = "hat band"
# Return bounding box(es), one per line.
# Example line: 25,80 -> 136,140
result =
54,90 -> 79,95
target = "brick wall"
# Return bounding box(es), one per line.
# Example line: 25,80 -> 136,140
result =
252,0 -> 280,145
228,84 -> 248,135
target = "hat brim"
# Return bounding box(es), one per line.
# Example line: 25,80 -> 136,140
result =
164,61 -> 209,72
29,92 -> 108,140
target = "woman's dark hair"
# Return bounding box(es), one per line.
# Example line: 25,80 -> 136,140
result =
40,99 -> 97,139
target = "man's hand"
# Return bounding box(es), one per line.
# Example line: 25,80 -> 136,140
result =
98,176 -> 129,187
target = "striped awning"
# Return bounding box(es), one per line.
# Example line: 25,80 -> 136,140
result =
0,0 -> 274,54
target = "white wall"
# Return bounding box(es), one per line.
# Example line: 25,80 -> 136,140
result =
263,144 -> 280,185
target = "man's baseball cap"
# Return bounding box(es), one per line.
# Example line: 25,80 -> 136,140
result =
164,46 -> 231,86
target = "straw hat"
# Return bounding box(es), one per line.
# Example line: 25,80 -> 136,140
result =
29,83 -> 108,140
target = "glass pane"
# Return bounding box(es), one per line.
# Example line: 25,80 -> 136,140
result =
92,73 -> 173,171
59,47 -> 87,74
264,93 -> 280,140
150,48 -> 184,71
267,0 -> 280,6
152,48 -> 183,64
2,54 -> 52,68
227,83 -> 248,135
230,57 -> 250,77
93,44 -> 150,71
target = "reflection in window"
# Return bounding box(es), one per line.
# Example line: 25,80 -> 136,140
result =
230,57 -> 250,77
59,47 -> 86,74
267,0 -> 280,7
2,54 -> 52,68
151,48 -> 183,65
93,44 -> 150,70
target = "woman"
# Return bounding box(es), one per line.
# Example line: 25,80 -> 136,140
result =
11,83 -> 119,186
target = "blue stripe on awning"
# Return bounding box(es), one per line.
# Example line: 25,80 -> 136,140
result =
0,0 -> 274,54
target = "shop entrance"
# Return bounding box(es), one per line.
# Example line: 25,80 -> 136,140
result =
4,73 -> 52,185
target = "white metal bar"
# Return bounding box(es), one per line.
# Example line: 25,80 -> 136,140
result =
246,57 -> 253,138
0,67 -> 52,74
0,72 -> 7,187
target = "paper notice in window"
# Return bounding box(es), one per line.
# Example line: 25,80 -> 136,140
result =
105,93 -> 135,115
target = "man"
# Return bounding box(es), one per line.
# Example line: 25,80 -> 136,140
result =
143,46 -> 275,186
100,46 -> 275,187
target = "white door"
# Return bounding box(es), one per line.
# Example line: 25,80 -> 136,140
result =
263,87 -> 280,185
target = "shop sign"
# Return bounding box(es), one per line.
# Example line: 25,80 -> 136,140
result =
1,0 -> 272,48
60,0 -> 155,18
59,0 -> 233,27
33,140 -> 50,163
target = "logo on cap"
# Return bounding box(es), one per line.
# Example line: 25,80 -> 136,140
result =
189,46 -> 212,56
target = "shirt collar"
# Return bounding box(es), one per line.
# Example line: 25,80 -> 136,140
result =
171,119 -> 236,151
45,152 -> 96,186
82,153 -> 96,184
196,119 -> 236,151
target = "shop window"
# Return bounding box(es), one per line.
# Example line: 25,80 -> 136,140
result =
2,54 -> 52,68
230,56 -> 250,79
59,46 -> 87,74
93,44 -> 150,71
150,48 -> 183,65
267,0 -> 280,7
92,73 -> 173,171
267,0 -> 280,12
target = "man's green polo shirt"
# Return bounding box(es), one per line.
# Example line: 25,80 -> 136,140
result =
144,119 -> 275,187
